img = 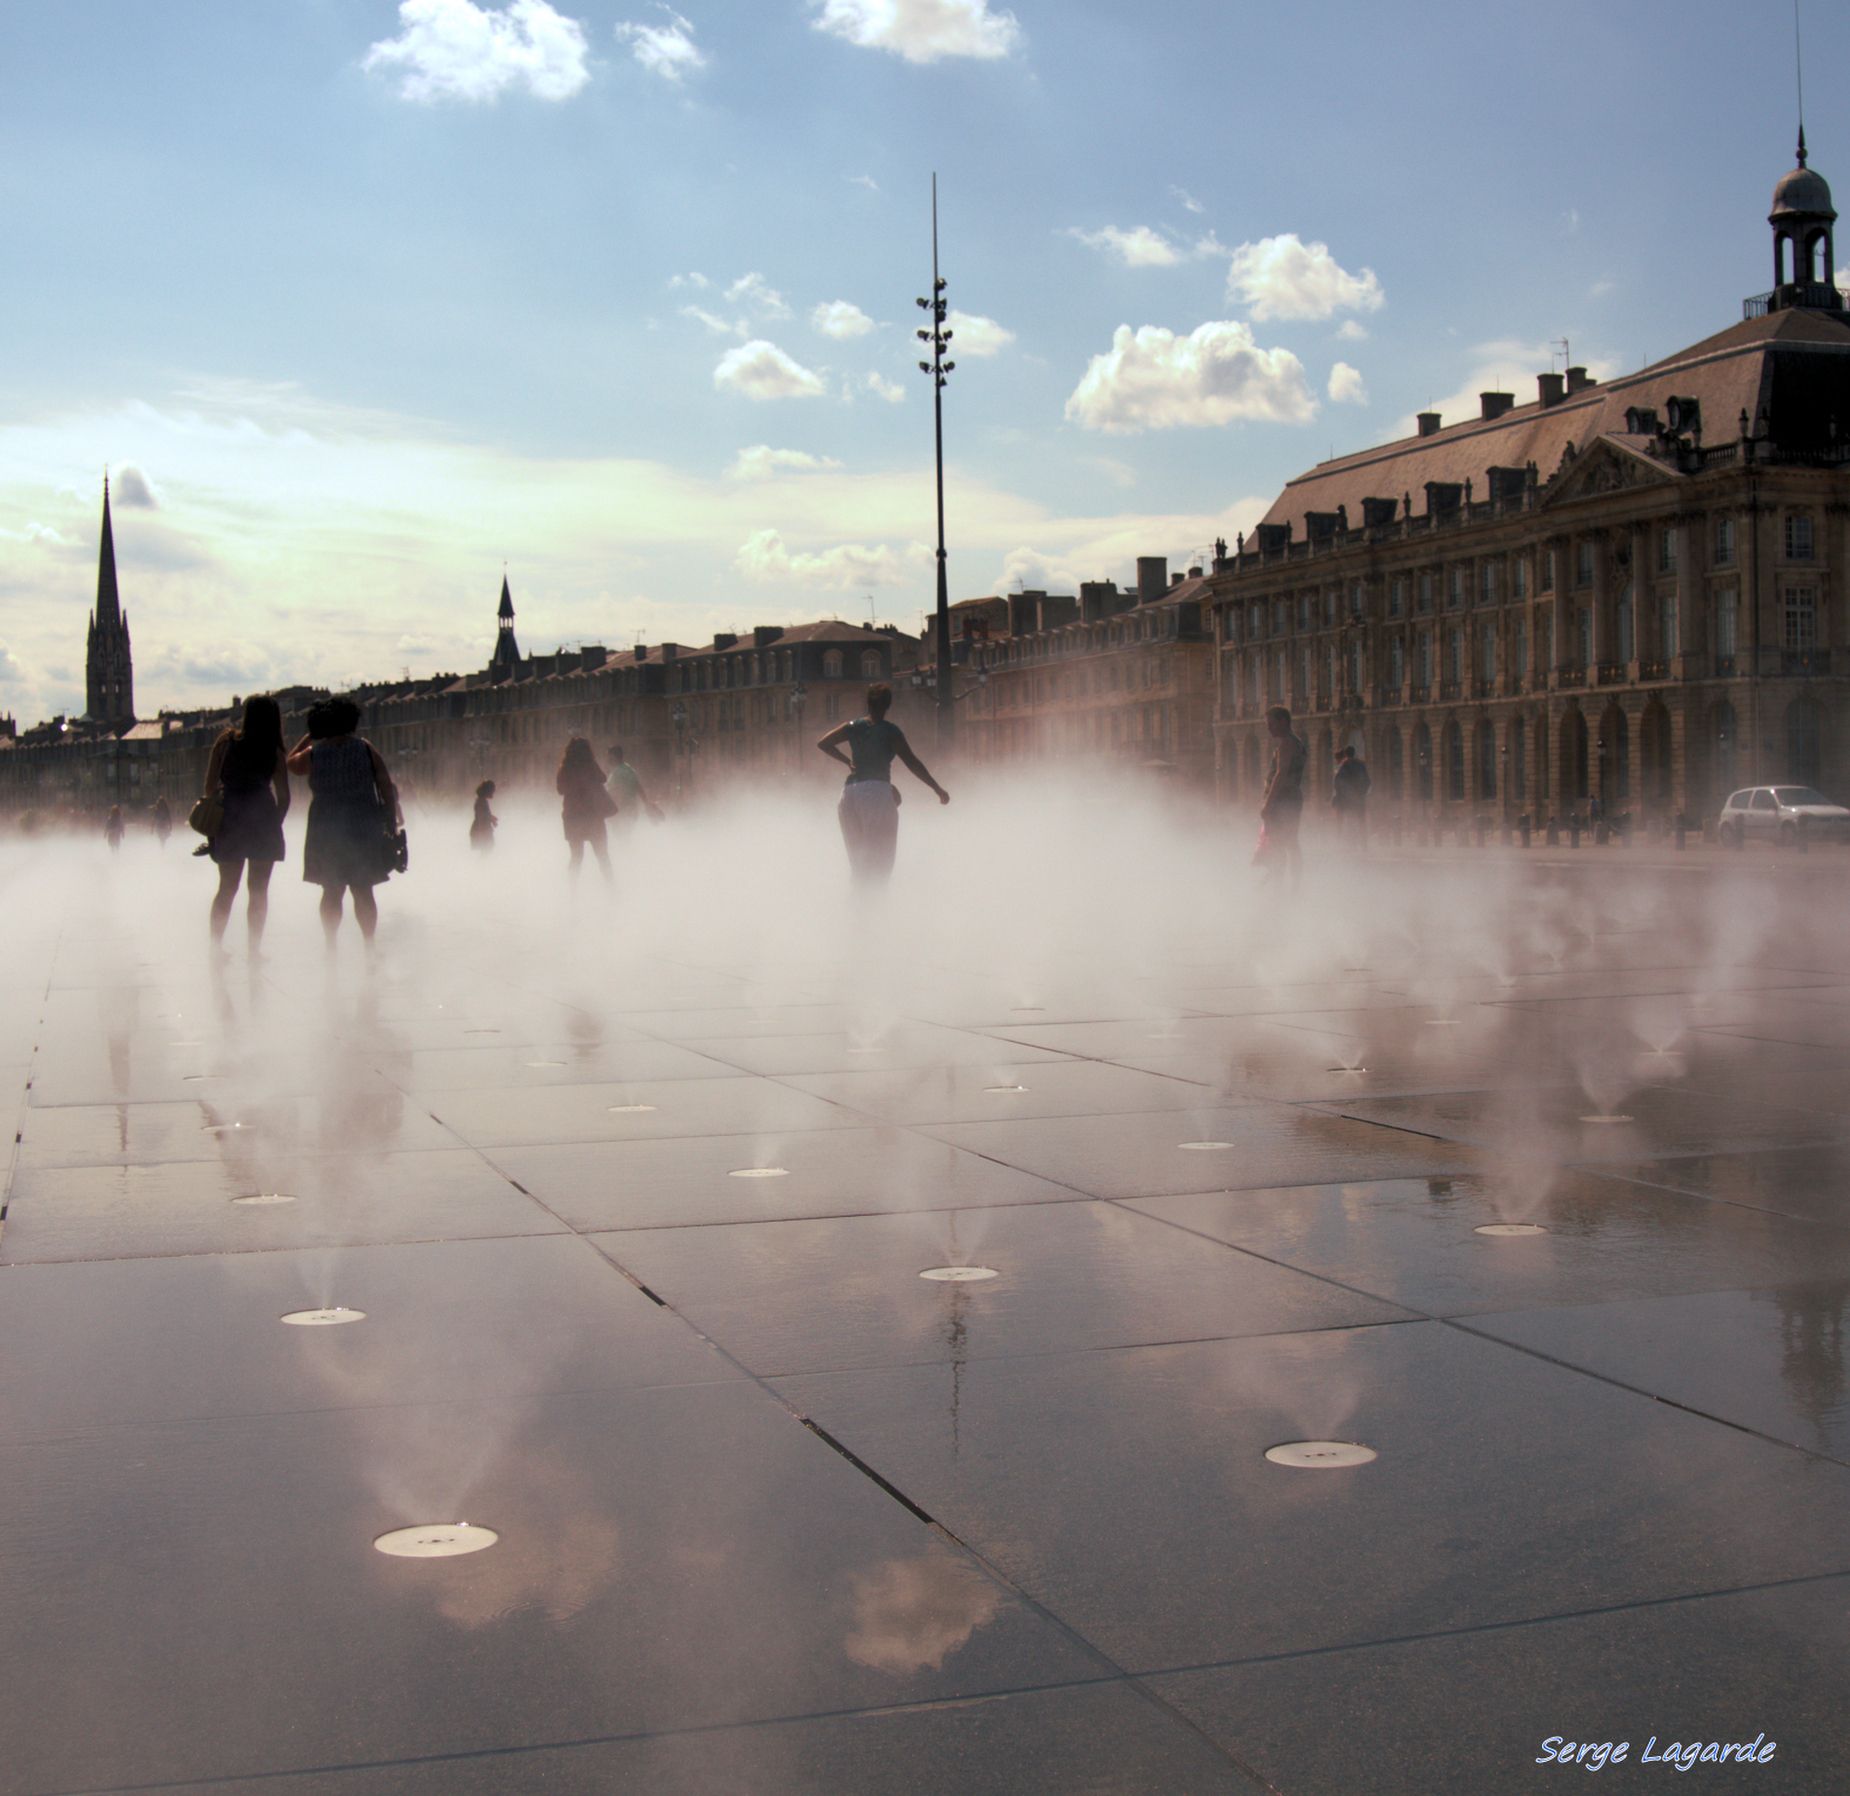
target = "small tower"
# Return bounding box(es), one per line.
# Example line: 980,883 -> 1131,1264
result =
85,476 -> 135,727
1769,129 -> 1841,309
488,573 -> 522,680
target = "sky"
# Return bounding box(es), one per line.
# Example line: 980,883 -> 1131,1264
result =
0,0 -> 1840,721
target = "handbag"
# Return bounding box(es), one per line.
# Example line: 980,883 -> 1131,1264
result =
188,793 -> 224,838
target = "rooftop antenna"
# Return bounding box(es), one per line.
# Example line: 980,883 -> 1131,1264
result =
866,593 -> 877,625
1551,337 -> 1570,372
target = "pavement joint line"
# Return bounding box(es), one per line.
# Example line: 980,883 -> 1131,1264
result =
1440,1314 -> 1850,1472
1127,1563 -> 1850,1685
1599,1163 -> 1850,1232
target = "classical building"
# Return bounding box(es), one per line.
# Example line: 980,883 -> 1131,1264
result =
1211,139 -> 1850,828
959,557 -> 1218,783
86,477 -> 134,728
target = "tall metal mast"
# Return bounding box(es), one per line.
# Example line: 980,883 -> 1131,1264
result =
917,174 -> 956,750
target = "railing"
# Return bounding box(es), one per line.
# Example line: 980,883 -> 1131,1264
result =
1440,679 -> 1462,702
1638,659 -> 1670,682
1556,666 -> 1586,689
1596,662 -> 1628,686
1473,677 -> 1496,700
1713,655 -> 1738,677
1744,283 -> 1842,319
1409,683 -> 1431,703
1375,685 -> 1403,708
1783,649 -> 1833,675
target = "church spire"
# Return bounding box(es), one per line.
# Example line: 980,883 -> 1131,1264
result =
489,571 -> 521,678
95,474 -> 121,628
85,474 -> 135,727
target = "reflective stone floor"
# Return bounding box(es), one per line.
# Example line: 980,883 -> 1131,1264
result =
4,831 -> 1850,1794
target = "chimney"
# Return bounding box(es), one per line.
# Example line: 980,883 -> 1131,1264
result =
1565,365 -> 1594,394
1416,411 -> 1442,437
1537,371 -> 1565,408
634,643 -> 649,661
660,643 -> 678,662
753,624 -> 783,647
1169,571 -> 1184,589
1136,556 -> 1168,604
712,632 -> 738,650
1187,565 -> 1203,579
1479,390 -> 1515,420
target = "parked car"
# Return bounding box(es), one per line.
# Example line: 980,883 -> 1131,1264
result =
1716,785 -> 1850,847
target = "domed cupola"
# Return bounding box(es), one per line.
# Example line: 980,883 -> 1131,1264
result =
1768,129 -> 1842,309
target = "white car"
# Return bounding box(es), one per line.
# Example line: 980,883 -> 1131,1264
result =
1717,785 -> 1850,847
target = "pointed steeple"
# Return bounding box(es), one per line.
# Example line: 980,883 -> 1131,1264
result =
498,574 -> 515,620
489,571 -> 521,678
95,474 -> 121,628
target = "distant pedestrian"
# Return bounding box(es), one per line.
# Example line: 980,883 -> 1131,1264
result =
104,805 -> 125,853
1257,705 -> 1307,890
204,695 -> 290,951
605,745 -> 661,826
287,697 -> 399,947
1332,745 -> 1372,847
817,682 -> 948,884
470,780 -> 498,851
557,737 -> 614,882
151,793 -> 173,847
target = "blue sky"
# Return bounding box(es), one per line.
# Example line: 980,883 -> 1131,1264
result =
0,0 -> 1838,718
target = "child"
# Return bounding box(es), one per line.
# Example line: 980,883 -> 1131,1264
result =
470,780 -> 498,851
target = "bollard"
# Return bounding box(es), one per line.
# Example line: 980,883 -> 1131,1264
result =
1520,815 -> 1533,848
1569,821 -> 1581,848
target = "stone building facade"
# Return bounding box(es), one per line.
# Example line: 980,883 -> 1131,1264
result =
1211,144 -> 1850,828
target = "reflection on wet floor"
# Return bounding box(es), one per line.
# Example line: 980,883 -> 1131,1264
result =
5,813 -> 1850,1790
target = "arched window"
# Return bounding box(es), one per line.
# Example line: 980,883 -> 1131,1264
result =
1788,696 -> 1823,784
1444,720 -> 1466,801
1712,700 -> 1738,794
1384,727 -> 1404,799
1476,719 -> 1497,799
861,650 -> 881,680
823,650 -> 844,680
1616,587 -> 1634,663
1512,721 -> 1527,801
1414,722 -> 1434,801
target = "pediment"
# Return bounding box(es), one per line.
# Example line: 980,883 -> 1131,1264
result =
1540,435 -> 1681,509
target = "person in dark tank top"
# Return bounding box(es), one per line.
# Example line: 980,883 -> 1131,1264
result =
816,682 -> 948,883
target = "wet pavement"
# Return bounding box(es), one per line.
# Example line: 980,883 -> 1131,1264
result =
3,836 -> 1850,1793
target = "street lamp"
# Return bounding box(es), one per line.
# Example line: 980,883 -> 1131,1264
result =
917,174 -> 956,757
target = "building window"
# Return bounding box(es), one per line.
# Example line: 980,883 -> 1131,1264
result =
1417,630 -> 1434,688
1388,576 -> 1406,618
1659,596 -> 1680,660
1785,513 -> 1815,561
1713,515 -> 1736,567
1389,635 -> 1405,688
1349,580 -> 1365,620
1323,590 -> 1337,627
861,650 -> 881,679
1541,548 -> 1557,593
1417,571 -> 1434,613
1415,722 -> 1434,800
1616,590 -> 1634,663
1512,558 -> 1528,601
1540,611 -> 1555,670
1446,568 -> 1464,610
1574,541 -> 1594,588
1783,586 -> 1819,652
1577,609 -> 1592,666
1446,628 -> 1464,685
1480,562 -> 1498,603
1270,648 -> 1285,700
1512,723 -> 1527,800
1513,628 -> 1529,685
1657,529 -> 1677,574
1385,727 -> 1404,798
1272,600 -> 1287,636
1477,618 -> 1496,680
1444,721 -> 1465,801
1346,639 -> 1363,694
1296,594 -> 1311,632
1715,587 -> 1738,660
1476,719 -> 1497,799
823,650 -> 843,678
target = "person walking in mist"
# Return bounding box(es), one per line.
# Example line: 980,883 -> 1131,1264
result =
470,779 -> 498,852
104,805 -> 126,853
287,697 -> 399,947
203,694 -> 290,951
817,682 -> 948,884
151,793 -> 173,847
1257,704 -> 1307,891
605,744 -> 661,827
557,736 -> 615,882
1331,744 -> 1372,848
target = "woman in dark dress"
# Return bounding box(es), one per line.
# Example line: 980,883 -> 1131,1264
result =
816,682 -> 948,883
470,780 -> 498,851
203,695 -> 289,950
556,737 -> 613,882
285,697 -> 399,946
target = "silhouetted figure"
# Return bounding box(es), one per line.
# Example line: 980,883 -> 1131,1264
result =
151,793 -> 172,847
605,744 -> 661,826
205,695 -> 290,951
557,737 -> 614,882
471,780 -> 498,850
817,682 -> 948,884
104,805 -> 125,853
287,697 -> 399,947
1258,704 -> 1306,891
1332,745 -> 1372,847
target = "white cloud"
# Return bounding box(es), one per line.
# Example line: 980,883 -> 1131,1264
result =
1336,319 -> 1369,343
1224,233 -> 1384,322
1064,322 -> 1317,433
614,8 -> 706,80
0,521 -> 70,546
811,0 -> 1022,63
734,527 -> 926,589
849,173 -> 880,192
113,465 -> 161,509
726,271 -> 790,319
1403,337 -> 1620,438
668,271 -> 710,290
944,310 -> 1013,357
1170,186 -> 1205,216
683,305 -> 745,337
1067,225 -> 1180,269
729,445 -> 845,480
812,300 -> 876,339
363,0 -> 590,104
1328,362 -> 1368,406
864,371 -> 907,404
713,340 -> 827,401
